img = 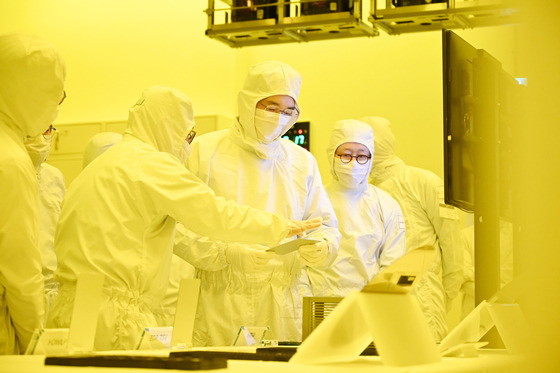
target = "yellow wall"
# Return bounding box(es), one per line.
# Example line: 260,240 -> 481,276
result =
0,1 -> 237,123
0,1 -> 516,185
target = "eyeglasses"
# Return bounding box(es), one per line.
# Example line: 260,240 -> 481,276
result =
185,129 -> 196,144
44,124 -> 56,136
258,102 -> 299,118
59,91 -> 66,105
336,154 -> 371,165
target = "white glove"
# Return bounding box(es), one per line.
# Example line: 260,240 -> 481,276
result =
287,217 -> 323,237
225,243 -> 275,273
298,239 -> 329,267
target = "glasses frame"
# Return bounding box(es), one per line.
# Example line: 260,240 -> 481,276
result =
257,102 -> 299,118
59,91 -> 66,105
43,124 -> 57,137
186,129 -> 196,144
335,153 -> 371,165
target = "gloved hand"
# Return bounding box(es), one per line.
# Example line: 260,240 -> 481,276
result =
287,217 -> 323,237
298,239 -> 329,267
225,243 -> 275,273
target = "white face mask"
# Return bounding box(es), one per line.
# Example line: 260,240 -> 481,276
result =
254,108 -> 292,143
333,158 -> 370,189
25,134 -> 52,171
177,140 -> 192,164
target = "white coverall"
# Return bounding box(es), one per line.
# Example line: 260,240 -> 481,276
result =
81,131 -> 192,328
48,86 -> 297,351
0,33 -> 65,354
36,163 -> 66,323
185,61 -> 341,346
152,221 -> 196,327
305,120 -> 406,297
360,116 -> 463,342
25,126 -> 66,324
26,126 -> 66,324
82,132 -> 123,169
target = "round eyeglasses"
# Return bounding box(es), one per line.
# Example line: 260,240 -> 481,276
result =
258,102 -> 299,118
336,154 -> 371,165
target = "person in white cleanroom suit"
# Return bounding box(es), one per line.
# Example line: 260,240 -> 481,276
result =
185,61 -> 341,346
47,86 -> 321,351
359,116 -> 463,342
305,119 -> 406,297
24,125 -> 66,325
82,132 -> 123,168
82,131 -> 196,328
0,33 -> 66,354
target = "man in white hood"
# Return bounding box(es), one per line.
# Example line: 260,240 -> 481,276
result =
305,119 -> 406,297
48,86 -> 320,351
185,61 -> 340,346
24,124 -> 66,325
360,116 -> 463,342
0,33 -> 66,354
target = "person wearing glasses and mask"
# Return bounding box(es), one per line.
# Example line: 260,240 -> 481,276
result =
183,61 -> 340,346
359,116 -> 463,343
24,123 -> 66,325
48,86 -> 321,351
305,120 -> 406,297
0,33 -> 66,355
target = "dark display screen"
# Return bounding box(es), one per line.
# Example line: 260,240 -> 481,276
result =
282,121 -> 310,151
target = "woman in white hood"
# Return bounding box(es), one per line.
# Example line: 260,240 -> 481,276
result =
306,119 -> 406,297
